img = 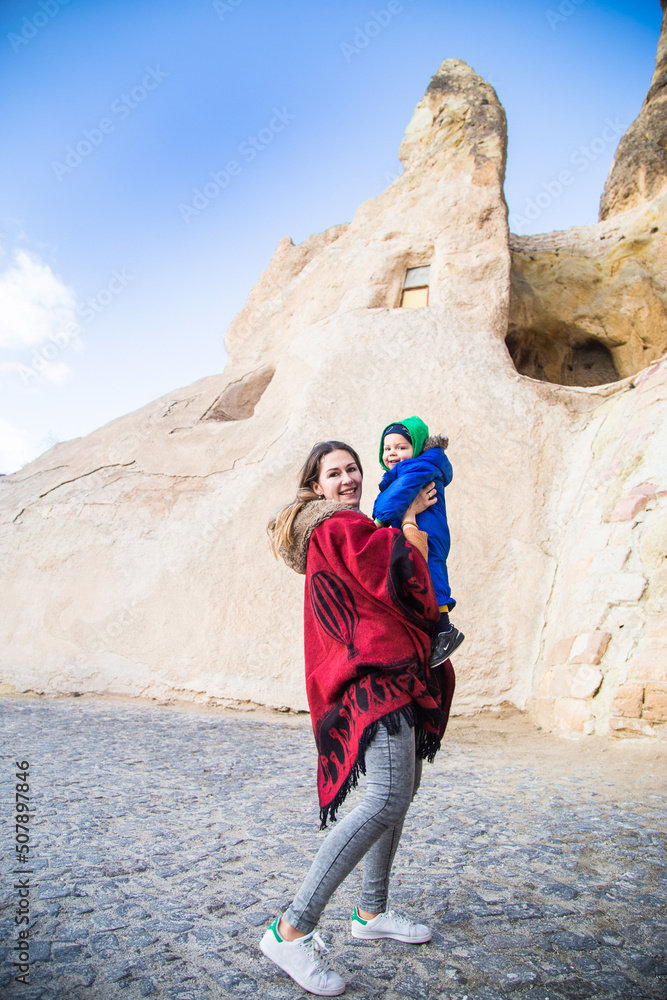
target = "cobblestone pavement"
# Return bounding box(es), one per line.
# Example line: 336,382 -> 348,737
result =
1,695 -> 666,1000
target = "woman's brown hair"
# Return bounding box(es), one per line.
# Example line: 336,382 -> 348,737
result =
267,441 -> 363,559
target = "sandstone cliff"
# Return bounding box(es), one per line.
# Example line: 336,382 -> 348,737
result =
1,45 -> 665,737
600,0 -> 667,219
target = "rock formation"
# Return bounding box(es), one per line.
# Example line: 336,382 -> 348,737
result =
507,206 -> 667,386
600,0 -> 667,219
1,25 -> 665,737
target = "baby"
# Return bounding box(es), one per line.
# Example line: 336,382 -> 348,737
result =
372,415 -> 464,667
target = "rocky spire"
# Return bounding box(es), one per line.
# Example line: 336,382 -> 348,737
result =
398,58 -> 506,178
599,0 -> 667,219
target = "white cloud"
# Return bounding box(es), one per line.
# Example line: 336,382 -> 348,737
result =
0,359 -> 73,388
39,361 -> 72,385
0,419 -> 43,475
0,360 -> 39,388
0,250 -> 78,350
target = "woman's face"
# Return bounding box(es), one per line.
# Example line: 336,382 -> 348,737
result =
312,450 -> 363,507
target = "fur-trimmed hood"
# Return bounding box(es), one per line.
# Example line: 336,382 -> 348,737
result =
424,434 -> 449,452
274,499 -> 359,574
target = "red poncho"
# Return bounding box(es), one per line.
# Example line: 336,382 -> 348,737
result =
286,502 -> 455,827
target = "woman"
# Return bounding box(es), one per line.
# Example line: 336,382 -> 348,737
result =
262,441 -> 455,996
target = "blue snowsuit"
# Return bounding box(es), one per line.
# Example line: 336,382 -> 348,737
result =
372,447 -> 455,609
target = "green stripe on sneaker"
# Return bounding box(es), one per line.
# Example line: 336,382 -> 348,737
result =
352,906 -> 368,925
269,916 -> 283,942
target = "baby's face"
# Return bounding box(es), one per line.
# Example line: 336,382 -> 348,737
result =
383,433 -> 414,468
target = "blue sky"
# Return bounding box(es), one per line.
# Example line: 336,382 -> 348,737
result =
0,0 -> 662,473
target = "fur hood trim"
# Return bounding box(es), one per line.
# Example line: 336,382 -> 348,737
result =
424,434 -> 449,451
279,500 -> 359,575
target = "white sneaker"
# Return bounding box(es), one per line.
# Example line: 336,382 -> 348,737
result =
260,917 -> 346,996
350,906 -> 432,943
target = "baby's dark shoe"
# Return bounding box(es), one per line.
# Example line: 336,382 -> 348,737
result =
429,626 -> 465,667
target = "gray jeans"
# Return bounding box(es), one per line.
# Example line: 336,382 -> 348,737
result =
284,718 -> 422,933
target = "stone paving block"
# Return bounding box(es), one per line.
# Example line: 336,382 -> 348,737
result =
35,884 -> 69,901
470,986 -> 507,999
590,970 -> 652,996
439,909 -> 470,925
366,955 -> 398,980
598,932 -> 624,947
50,942 -> 85,962
550,976 -> 595,999
569,951 -> 601,971
210,967 -> 257,991
632,954 -> 667,976
1,989 -> 55,1000
167,992 -> 211,1000
500,963 -> 540,986
28,942 -> 51,963
89,931 -> 120,957
535,953 -> 571,974
502,902 -> 543,920
120,926 -> 160,948
393,974 -> 432,997
540,882 -> 578,901
244,910 -> 275,927
57,961 -> 96,985
116,902 -> 151,919
144,918 -> 196,933
52,922 -> 87,942
522,989 -> 566,1000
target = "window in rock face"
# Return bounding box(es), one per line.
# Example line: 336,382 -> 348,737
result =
400,265 -> 430,308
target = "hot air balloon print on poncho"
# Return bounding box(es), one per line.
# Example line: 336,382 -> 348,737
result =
310,570 -> 360,659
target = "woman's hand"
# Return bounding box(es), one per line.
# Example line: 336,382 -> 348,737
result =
402,482 -> 437,525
